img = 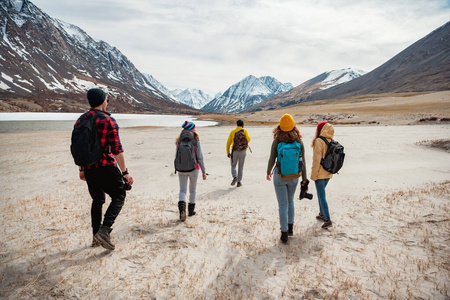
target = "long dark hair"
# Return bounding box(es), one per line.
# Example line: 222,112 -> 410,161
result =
273,125 -> 302,143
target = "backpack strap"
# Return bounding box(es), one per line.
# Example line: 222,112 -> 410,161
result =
318,136 -> 331,146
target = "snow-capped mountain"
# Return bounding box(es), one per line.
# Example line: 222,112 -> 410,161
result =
250,68 -> 365,111
171,88 -> 212,109
202,75 -> 293,114
0,0 -> 195,113
143,74 -> 180,103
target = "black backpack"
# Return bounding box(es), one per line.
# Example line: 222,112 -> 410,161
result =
70,111 -> 103,167
318,136 -> 345,174
174,129 -> 197,173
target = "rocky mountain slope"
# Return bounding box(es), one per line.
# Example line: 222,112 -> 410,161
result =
0,0 -> 196,113
202,75 -> 292,114
254,21 -> 450,111
250,68 -> 365,111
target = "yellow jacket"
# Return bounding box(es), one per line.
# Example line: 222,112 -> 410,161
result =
311,123 -> 334,181
226,126 -> 251,154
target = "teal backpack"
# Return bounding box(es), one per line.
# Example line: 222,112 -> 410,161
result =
277,142 -> 302,179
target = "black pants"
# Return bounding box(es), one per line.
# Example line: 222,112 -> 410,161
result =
84,166 -> 126,235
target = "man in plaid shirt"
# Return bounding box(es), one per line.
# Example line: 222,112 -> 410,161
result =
75,88 -> 133,250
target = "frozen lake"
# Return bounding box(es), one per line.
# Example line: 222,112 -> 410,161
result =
0,112 -> 218,132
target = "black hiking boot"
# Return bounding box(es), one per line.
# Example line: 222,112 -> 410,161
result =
280,231 -> 288,243
288,224 -> 294,236
231,177 -> 237,186
322,220 -> 332,229
178,201 -> 186,222
188,203 -> 196,217
237,182 -> 242,187
94,225 -> 115,250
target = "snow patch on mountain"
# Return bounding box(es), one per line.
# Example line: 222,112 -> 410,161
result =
171,88 -> 212,109
10,0 -> 24,13
320,68 -> 366,90
0,0 -> 193,113
202,75 -> 293,114
143,74 -> 180,103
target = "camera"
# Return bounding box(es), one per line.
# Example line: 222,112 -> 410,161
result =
299,179 -> 313,200
124,182 -> 132,191
123,178 -> 132,191
299,189 -> 313,200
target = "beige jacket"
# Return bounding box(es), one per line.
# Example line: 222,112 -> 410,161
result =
311,123 -> 334,181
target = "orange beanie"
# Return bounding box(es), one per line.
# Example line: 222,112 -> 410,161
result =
279,114 -> 295,132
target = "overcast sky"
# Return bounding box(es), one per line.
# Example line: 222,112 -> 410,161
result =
31,0 -> 450,95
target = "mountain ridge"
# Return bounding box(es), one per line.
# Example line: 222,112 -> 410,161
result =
258,21 -> 450,110
202,75 -> 293,113
171,88 -> 213,109
0,0 -> 197,113
249,68 -> 365,111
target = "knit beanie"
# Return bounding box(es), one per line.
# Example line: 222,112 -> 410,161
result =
182,120 -> 195,130
317,122 -> 328,132
87,88 -> 106,108
237,119 -> 244,127
279,114 -> 295,132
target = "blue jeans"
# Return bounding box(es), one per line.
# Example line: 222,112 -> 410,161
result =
273,168 -> 299,232
315,178 -> 330,220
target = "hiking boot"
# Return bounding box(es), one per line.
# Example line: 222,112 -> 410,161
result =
94,225 -> 115,250
322,220 -> 332,229
280,231 -> 288,243
237,182 -> 242,187
288,224 -> 294,236
316,214 -> 325,221
188,203 -> 196,216
231,177 -> 237,186
178,201 -> 186,222
92,237 -> 100,248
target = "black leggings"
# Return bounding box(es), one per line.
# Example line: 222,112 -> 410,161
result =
84,166 -> 126,235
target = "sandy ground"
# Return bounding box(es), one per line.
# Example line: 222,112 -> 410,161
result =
0,123 -> 449,299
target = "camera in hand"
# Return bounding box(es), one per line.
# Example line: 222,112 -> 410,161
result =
123,177 -> 132,191
299,189 -> 313,200
299,179 -> 313,200
124,182 -> 132,191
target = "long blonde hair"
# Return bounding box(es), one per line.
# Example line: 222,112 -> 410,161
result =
175,130 -> 200,145
273,125 -> 302,143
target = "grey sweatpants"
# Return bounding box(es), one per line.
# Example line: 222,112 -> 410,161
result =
231,150 -> 246,182
178,169 -> 199,203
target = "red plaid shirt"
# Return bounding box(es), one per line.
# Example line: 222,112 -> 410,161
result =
75,109 -> 123,170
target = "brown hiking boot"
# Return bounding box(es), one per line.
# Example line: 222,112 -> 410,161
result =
237,182 -> 242,187
94,225 -> 115,250
231,177 -> 237,186
322,220 -> 332,229
316,214 -> 325,221
92,237 -> 100,248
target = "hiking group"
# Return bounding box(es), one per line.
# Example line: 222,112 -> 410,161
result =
72,88 -> 344,249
